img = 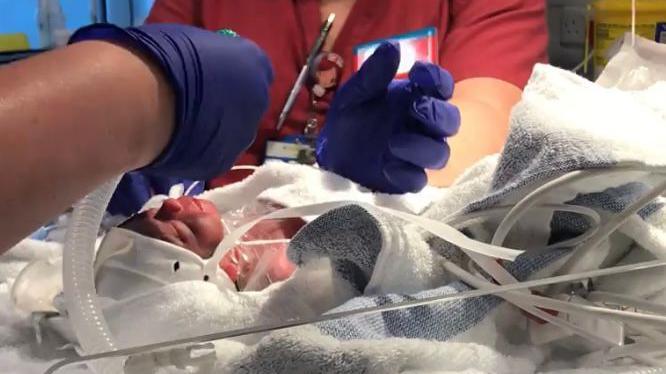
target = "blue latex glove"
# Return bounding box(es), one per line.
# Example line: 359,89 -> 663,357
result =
106,173 -> 204,217
316,42 -> 460,193
69,23 -> 274,180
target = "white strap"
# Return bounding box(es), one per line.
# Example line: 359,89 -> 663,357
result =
203,200 -> 525,275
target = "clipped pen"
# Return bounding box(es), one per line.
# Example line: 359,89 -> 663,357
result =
275,13 -> 335,131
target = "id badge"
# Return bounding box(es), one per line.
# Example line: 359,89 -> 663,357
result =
265,135 -> 316,165
353,27 -> 438,79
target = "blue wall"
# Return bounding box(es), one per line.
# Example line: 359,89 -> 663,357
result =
107,0 -> 155,28
0,0 -> 154,49
0,0 -> 41,48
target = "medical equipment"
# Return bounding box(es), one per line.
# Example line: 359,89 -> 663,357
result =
52,162 -> 666,373
275,13 -> 335,131
592,0 -> 666,77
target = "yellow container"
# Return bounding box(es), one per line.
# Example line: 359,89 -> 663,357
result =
0,33 -> 30,52
592,0 -> 666,77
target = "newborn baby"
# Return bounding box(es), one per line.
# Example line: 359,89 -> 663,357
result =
96,196 -> 302,299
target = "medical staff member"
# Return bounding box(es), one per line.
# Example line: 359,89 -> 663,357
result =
0,23 -> 273,253
147,0 -> 547,190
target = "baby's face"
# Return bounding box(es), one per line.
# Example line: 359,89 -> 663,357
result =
219,215 -> 303,290
121,196 -> 223,259
120,197 -> 301,290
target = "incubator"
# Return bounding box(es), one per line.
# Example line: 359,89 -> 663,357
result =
42,182 -> 666,373
45,163 -> 666,373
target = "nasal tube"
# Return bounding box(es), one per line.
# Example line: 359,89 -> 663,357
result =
62,177 -> 124,373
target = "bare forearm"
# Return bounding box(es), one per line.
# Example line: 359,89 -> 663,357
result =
0,41 -> 174,252
427,78 -> 521,186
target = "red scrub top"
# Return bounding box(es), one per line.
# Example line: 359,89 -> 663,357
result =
147,0 -> 548,187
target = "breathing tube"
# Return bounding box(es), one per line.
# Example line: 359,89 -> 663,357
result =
62,177 -> 123,374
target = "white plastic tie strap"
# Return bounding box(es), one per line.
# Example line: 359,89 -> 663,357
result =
203,200 -> 525,276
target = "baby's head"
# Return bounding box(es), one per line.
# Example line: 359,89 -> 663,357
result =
118,196 -> 298,290
120,196 -> 223,259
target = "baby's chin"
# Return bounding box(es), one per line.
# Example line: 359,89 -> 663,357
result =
188,245 -> 216,260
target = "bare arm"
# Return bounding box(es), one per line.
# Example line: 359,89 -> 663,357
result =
426,77 -> 522,186
428,0 -> 547,186
0,41 -> 175,252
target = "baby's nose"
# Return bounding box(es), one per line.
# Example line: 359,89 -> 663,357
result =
155,199 -> 183,219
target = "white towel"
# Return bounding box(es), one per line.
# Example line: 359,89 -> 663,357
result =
197,162 -> 444,218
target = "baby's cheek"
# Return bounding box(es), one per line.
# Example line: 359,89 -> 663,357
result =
267,248 -> 296,281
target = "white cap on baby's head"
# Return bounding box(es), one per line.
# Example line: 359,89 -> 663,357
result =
95,228 -> 236,301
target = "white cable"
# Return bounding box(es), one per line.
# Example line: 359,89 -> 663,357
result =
238,239 -> 291,246
445,260 -> 666,331
551,177 -> 666,292
491,165 -> 663,247
443,258 -> 666,369
442,261 -> 617,343
572,49 -> 596,73
628,324 -> 666,344
448,203 -> 601,250
447,203 -> 600,228
526,294 -> 666,327
611,327 -> 666,365
588,291 -> 666,316
485,165 -> 666,294
184,181 -> 201,196
571,177 -> 666,253
589,293 -> 666,365
457,166 -> 666,346
632,0 -> 637,47
491,170 -> 595,246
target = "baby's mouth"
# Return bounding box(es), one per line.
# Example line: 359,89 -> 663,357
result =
219,248 -> 251,282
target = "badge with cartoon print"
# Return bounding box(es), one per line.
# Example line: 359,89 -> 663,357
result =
310,52 -> 344,98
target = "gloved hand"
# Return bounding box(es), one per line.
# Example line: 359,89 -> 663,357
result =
316,42 -> 460,193
69,23 -> 274,180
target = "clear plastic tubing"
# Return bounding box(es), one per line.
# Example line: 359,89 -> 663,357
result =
62,177 -> 124,373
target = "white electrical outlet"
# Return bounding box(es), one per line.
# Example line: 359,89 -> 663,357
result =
560,6 -> 588,46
